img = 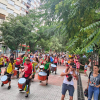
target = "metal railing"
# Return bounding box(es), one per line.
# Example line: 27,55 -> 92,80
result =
77,74 -> 85,100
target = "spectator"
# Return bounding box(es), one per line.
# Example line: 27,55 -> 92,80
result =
87,65 -> 100,100
10,51 -> 15,59
60,63 -> 78,100
83,54 -> 87,58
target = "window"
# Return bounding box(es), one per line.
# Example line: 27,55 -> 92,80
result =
22,8 -> 25,12
7,0 -> 14,5
14,13 -> 17,17
7,8 -> 14,14
15,5 -> 20,10
31,5 -> 34,9
22,1 -> 26,5
32,0 -> 34,3
0,3 -> 6,10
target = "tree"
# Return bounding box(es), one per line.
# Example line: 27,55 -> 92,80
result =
0,14 -> 28,51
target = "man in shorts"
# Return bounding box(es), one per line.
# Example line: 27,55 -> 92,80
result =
60,63 -> 78,100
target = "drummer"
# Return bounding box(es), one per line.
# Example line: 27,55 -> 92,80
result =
54,56 -> 58,74
1,58 -> 15,89
23,54 -> 28,65
32,57 -> 39,81
19,58 -> 32,98
42,56 -> 51,85
0,54 -> 4,75
15,55 -> 23,78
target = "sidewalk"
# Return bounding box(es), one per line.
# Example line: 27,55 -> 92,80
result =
0,65 -> 77,100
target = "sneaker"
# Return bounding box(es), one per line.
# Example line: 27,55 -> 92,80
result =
19,89 -> 24,92
1,83 -> 4,87
25,94 -> 28,98
8,86 -> 11,90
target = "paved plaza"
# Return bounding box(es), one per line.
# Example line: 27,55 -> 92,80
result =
0,66 -> 77,100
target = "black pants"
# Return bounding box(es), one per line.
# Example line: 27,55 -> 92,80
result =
0,65 -> 3,74
44,69 -> 49,80
4,72 -> 12,82
22,74 -> 31,85
54,63 -> 57,73
15,64 -> 21,78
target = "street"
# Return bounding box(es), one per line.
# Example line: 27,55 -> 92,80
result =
0,66 -> 77,100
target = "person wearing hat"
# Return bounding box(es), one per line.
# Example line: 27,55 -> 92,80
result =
60,62 -> 78,100
19,58 -> 32,98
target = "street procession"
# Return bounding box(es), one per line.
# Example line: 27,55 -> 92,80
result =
0,52 -> 78,98
0,0 -> 100,100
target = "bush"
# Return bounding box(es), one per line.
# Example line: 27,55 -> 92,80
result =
79,57 -> 89,70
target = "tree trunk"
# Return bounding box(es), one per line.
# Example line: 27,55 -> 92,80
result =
29,42 -> 36,53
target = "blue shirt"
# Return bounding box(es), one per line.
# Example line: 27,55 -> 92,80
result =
84,65 -> 88,69
50,57 -> 53,62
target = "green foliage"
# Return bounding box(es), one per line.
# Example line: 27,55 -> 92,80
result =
1,0 -> 100,53
79,57 -> 89,70
0,14 -> 27,50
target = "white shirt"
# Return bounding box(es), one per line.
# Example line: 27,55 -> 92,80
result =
42,54 -> 45,58
63,69 -> 77,86
87,62 -> 91,71
83,55 -> 87,58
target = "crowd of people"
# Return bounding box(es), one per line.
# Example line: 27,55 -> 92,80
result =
0,51 -> 99,100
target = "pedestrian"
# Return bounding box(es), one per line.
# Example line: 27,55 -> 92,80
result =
84,62 -> 88,76
1,58 -> 15,89
87,65 -> 100,100
60,62 -> 78,100
86,58 -> 91,76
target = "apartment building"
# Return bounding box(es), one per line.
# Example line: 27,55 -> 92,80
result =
0,0 -> 40,54
0,0 -> 40,21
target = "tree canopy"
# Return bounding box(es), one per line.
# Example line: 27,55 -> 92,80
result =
0,0 -> 100,54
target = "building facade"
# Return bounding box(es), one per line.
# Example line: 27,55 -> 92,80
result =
0,0 -> 40,54
0,0 -> 40,20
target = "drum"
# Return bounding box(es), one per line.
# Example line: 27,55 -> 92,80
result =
39,65 -> 44,70
18,78 -> 26,89
38,72 -> 47,81
21,66 -> 24,69
14,67 -> 18,76
51,64 -> 57,71
1,75 -> 8,84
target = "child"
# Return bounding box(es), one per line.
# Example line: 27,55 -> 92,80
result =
1,58 -> 15,89
76,60 -> 84,75
84,62 -> 88,75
